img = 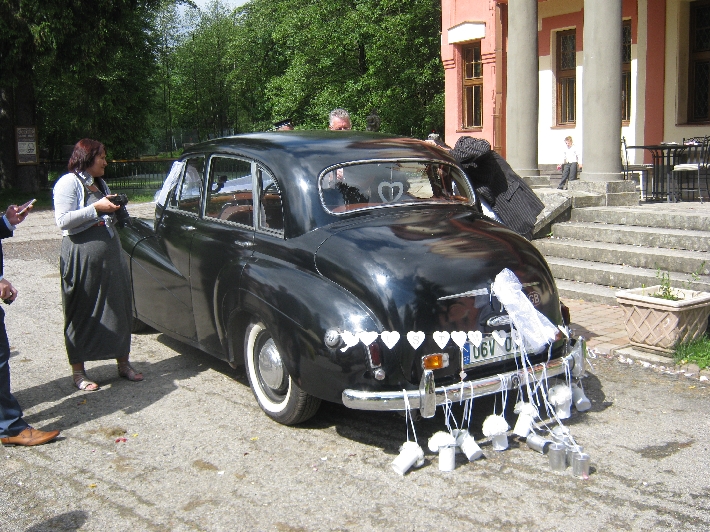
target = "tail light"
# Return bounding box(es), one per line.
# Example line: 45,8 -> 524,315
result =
560,302 -> 570,325
368,343 -> 385,380
421,353 -> 449,370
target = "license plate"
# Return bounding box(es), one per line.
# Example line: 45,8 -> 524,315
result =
462,333 -> 520,368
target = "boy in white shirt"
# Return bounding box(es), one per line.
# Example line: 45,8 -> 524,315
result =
557,136 -> 581,189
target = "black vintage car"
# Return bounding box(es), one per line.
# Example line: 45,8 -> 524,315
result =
121,131 -> 585,425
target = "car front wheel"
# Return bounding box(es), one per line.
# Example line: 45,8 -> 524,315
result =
244,321 -> 321,425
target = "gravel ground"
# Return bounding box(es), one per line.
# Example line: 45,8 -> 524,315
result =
1,205 -> 709,531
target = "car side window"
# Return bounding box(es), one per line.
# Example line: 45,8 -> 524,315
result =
205,156 -> 254,226
258,167 -> 284,232
174,157 -> 204,215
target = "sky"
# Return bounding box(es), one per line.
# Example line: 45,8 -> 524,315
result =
189,0 -> 249,11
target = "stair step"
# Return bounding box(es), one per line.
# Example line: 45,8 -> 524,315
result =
555,280 -> 619,306
538,203 -> 710,305
570,205 -> 710,231
535,237 -> 709,274
544,256 -> 710,292
549,221 -> 710,251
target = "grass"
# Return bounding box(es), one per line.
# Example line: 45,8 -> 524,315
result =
675,334 -> 710,370
0,189 -> 54,211
0,187 -> 155,212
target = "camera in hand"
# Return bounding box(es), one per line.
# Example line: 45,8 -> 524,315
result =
109,194 -> 129,207
109,194 -> 131,228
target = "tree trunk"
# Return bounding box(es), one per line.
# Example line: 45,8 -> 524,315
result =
0,82 -> 39,192
0,86 -> 16,190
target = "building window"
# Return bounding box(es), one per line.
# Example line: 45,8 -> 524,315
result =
462,42 -> 483,129
556,30 -> 576,126
621,20 -> 632,123
689,1 -> 710,122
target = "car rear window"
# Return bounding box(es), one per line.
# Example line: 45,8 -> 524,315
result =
319,160 -> 473,214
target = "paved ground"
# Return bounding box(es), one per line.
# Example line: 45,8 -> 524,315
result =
564,299 -> 629,355
1,204 -> 709,531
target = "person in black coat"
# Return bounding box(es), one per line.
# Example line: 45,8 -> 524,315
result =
448,136 -> 544,240
0,203 -> 61,446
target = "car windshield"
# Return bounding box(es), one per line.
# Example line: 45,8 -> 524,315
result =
319,160 -> 473,214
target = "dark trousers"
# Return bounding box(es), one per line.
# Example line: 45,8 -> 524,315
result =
0,307 -> 28,437
558,162 -> 578,189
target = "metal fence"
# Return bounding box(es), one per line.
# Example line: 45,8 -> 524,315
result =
46,158 -> 177,193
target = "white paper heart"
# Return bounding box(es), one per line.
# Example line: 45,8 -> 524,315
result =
340,331 -> 360,351
492,330 -> 507,347
359,331 -> 378,346
451,331 -> 467,348
511,328 -> 523,346
407,331 -> 426,349
467,330 -> 483,347
433,331 -> 450,349
380,331 -> 400,349
377,181 -> 404,203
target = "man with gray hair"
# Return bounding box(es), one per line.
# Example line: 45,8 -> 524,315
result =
329,108 -> 352,131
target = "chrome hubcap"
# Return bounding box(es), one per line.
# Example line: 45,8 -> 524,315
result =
258,338 -> 284,390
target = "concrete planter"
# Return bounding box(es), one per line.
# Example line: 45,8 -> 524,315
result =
616,286 -> 710,353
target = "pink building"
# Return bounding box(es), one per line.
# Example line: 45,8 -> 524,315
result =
440,0 -> 710,175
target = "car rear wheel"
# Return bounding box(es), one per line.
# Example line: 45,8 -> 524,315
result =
244,321 -> 321,425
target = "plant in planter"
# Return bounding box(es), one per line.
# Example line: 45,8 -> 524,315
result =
616,263 -> 710,354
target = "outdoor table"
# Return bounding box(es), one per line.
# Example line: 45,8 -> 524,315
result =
627,143 -> 688,202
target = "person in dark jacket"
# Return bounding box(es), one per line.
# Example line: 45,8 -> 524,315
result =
448,136 -> 544,240
0,204 -> 61,446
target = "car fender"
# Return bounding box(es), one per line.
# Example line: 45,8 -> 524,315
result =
234,259 -> 385,403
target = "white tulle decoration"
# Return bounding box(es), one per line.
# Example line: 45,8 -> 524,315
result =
482,414 -> 509,436
482,414 -> 509,451
491,268 -> 558,353
427,431 -> 456,453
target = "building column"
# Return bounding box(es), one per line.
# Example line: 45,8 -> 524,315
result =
581,0 -> 623,181
506,0 -> 539,176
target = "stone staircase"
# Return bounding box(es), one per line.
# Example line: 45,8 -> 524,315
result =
532,203 -> 710,305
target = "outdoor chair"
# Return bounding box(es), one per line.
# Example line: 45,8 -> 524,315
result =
673,137 -> 710,202
621,136 -> 653,200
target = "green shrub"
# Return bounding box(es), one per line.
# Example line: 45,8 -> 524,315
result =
675,334 -> 710,370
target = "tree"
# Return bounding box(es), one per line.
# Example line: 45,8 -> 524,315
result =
226,0 -> 444,136
153,3 -> 183,155
0,0 -> 168,190
171,1 -> 238,143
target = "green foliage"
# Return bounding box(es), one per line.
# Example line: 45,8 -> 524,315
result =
650,261 -> 707,301
0,189 -> 53,211
2,0 -> 166,159
231,0 -> 444,135
675,335 -> 710,370
4,0 -> 445,164
652,267 -> 681,301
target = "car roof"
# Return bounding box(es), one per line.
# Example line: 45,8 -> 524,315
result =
181,131 -> 462,237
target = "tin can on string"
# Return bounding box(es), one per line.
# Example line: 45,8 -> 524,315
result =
526,433 -> 552,454
548,442 -> 567,472
438,444 -> 456,472
572,452 -> 591,478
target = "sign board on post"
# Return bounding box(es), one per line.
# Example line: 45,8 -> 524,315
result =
16,127 -> 38,165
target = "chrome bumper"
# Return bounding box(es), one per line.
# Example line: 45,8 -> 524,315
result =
342,338 -> 586,418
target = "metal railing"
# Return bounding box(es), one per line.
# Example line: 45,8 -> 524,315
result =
47,158 -> 177,193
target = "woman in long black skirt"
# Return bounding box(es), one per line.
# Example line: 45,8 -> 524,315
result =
53,139 -> 143,391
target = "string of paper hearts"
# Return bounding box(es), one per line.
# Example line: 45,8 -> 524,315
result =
337,329 -> 512,351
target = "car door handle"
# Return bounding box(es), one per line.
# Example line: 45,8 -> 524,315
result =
234,240 -> 254,248
182,225 -> 196,231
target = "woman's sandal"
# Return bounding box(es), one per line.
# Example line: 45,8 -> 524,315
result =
117,362 -> 144,382
72,370 -> 100,391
